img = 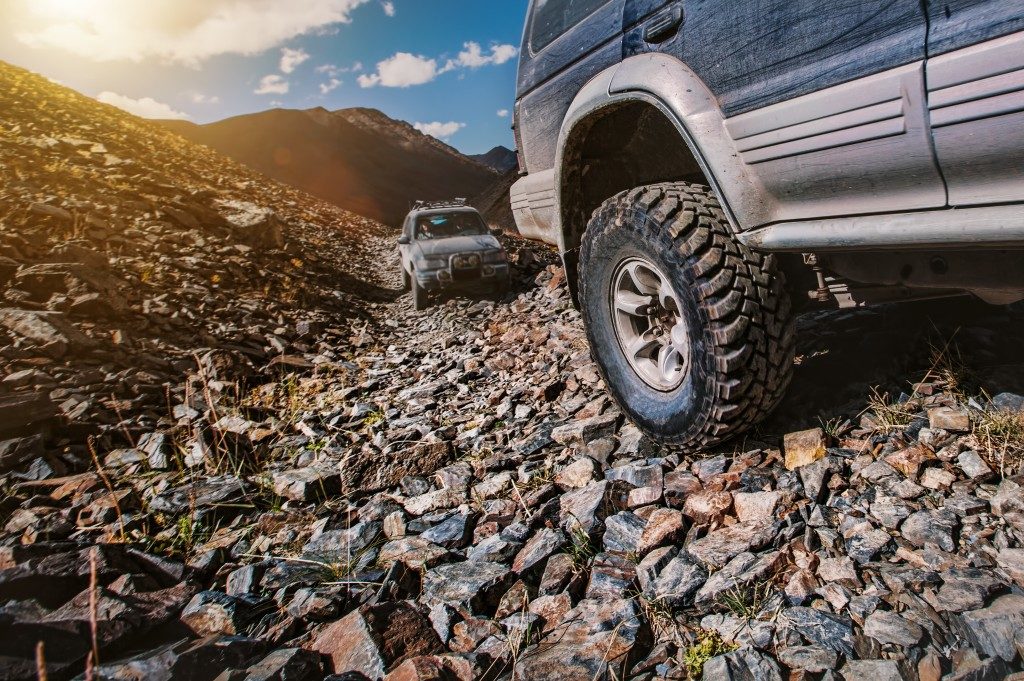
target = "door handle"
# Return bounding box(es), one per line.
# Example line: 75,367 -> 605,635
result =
643,5 -> 684,44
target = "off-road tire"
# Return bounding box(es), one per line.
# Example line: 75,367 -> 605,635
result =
579,182 -> 795,449
400,263 -> 410,291
411,273 -> 428,311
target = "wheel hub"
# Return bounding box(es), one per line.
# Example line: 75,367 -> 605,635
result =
610,257 -> 689,391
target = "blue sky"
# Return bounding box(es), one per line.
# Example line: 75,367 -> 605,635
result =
0,0 -> 530,154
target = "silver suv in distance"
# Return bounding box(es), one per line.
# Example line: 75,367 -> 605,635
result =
398,201 -> 510,311
509,0 -> 1024,449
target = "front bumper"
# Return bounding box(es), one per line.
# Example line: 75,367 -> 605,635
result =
416,261 -> 509,291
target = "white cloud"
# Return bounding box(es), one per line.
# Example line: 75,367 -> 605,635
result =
359,42 -> 516,89
191,92 -> 220,104
316,61 -> 362,77
442,42 -> 518,71
8,0 -> 371,65
279,47 -> 310,73
381,1 -> 395,16
319,78 -> 342,95
255,74 -> 289,95
497,109 -> 509,118
96,91 -> 189,119
414,121 -> 465,140
358,52 -> 437,88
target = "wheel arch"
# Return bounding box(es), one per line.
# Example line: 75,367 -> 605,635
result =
554,54 -> 770,302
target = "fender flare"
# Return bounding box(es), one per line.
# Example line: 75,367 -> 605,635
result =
553,53 -> 773,254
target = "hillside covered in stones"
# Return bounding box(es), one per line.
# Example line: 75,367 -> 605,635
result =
2,59 -> 1024,681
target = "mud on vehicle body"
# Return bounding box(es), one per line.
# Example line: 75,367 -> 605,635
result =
398,200 -> 511,311
510,0 -> 1024,448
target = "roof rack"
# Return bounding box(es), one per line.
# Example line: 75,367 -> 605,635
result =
412,198 -> 468,211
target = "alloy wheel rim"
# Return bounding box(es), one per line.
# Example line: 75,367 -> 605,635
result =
610,257 -> 689,391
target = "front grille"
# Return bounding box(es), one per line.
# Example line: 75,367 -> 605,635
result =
452,267 -> 480,281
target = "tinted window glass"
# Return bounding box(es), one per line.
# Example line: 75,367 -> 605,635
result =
415,212 -> 487,240
531,0 -> 609,52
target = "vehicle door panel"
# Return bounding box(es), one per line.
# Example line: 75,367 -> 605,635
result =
622,0 -> 946,225
925,1 -> 1024,205
517,0 -> 626,173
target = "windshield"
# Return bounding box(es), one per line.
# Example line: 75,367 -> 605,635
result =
415,212 -> 487,240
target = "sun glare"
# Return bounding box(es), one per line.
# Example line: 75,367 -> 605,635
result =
33,0 -> 95,20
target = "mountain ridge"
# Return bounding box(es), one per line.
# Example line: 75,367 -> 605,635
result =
159,106 -> 497,227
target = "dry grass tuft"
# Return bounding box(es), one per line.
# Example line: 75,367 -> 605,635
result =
974,404 -> 1024,475
864,388 -> 916,432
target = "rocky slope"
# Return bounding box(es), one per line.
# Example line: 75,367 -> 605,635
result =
160,107 -> 496,228
2,59 -> 1024,681
471,169 -> 518,233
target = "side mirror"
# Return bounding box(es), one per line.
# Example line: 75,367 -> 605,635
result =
398,235 -> 411,245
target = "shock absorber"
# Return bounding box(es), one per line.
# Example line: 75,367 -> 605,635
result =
804,253 -> 831,303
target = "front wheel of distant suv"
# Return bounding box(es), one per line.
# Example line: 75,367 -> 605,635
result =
411,273 -> 428,311
578,182 -> 795,449
400,264 -> 410,291
493,275 -> 510,298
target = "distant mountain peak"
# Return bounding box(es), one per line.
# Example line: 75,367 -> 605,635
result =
470,145 -> 518,173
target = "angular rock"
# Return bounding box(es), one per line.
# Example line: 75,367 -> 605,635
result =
683,489 -> 733,525
512,528 -> 565,574
554,457 -> 598,490
701,648 -> 782,681
902,509 -> 958,552
950,593 -> 1024,659
309,601 -> 442,678
419,512 -> 473,549
272,465 -> 341,502
378,538 -> 448,571
784,428 -> 827,470
695,550 -> 784,609
957,450 -> 993,479
845,527 -> 892,565
421,562 -> 511,614
585,552 -> 636,600
241,648 -> 323,681
996,548 -> 1024,587
602,511 -> 645,553
885,444 -> 933,480
733,490 -> 781,523
991,479 -> 1024,532
863,609 -> 924,647
510,598 -> 643,680
550,412 -> 618,446
636,508 -> 686,555
181,591 -> 262,636
840,659 -> 907,681
782,607 -> 855,657
777,645 -> 838,673
928,406 -> 970,432
644,552 -> 706,607
688,520 -> 777,569
558,481 -> 607,534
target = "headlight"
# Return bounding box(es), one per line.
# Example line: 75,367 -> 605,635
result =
452,253 -> 481,268
421,258 -> 447,269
